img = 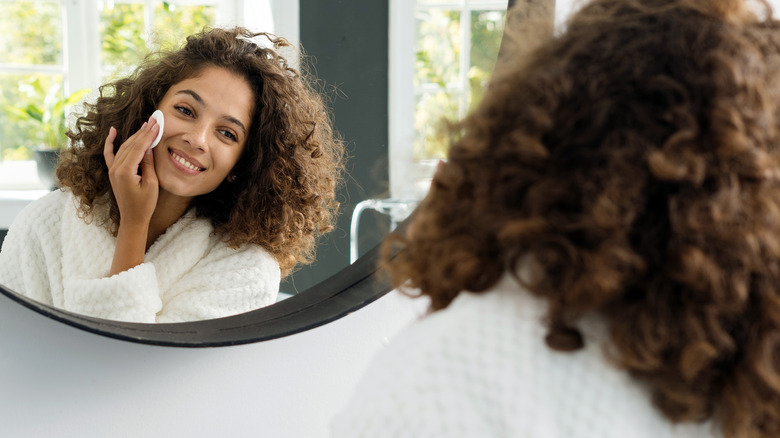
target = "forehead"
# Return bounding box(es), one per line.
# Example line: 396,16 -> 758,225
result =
163,66 -> 255,126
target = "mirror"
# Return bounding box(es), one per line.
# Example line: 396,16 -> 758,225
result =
283,0 -> 394,293
0,0 -> 513,344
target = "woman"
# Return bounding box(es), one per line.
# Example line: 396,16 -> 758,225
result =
333,0 -> 780,436
0,27 -> 344,323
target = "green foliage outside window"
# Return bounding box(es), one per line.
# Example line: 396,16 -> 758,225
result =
100,3 -> 147,75
1,78 -> 90,151
0,74 -> 63,160
101,2 -> 215,80
0,1 -> 215,161
153,3 -> 215,52
0,1 -> 62,66
0,2 -> 63,160
469,10 -> 506,110
414,7 -> 505,161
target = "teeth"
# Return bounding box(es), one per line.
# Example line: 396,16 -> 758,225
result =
170,151 -> 203,171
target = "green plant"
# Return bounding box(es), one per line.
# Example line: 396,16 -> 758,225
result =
1,78 -> 89,150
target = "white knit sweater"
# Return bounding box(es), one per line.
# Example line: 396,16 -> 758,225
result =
331,274 -> 720,438
0,190 -> 280,323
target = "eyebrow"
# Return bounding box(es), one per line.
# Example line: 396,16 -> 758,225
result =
175,89 -> 248,136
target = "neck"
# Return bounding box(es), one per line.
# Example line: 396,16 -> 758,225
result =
146,190 -> 193,250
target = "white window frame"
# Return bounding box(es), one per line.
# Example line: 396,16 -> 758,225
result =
64,0 -> 300,93
0,0 -> 299,131
389,0 -> 508,201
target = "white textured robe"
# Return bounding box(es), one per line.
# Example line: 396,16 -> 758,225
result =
0,190 -> 280,323
332,274 -> 719,438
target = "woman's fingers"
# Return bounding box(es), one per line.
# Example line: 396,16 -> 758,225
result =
112,118 -> 159,172
105,115 -> 161,227
139,147 -> 158,188
103,126 -> 118,168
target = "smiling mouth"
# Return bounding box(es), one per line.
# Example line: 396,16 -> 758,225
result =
169,150 -> 205,171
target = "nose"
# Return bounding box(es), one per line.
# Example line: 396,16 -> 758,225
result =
182,120 -> 209,151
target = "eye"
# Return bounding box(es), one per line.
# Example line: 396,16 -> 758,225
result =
175,106 -> 193,117
220,129 -> 238,141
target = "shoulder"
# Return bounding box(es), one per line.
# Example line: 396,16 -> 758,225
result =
14,189 -> 68,221
382,275 -> 549,367
333,276 -> 552,436
333,275 -> 715,437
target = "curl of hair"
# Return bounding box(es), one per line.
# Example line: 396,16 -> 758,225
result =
384,0 -> 780,435
58,27 -> 345,275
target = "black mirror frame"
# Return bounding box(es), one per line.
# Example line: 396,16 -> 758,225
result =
0,217 -> 408,348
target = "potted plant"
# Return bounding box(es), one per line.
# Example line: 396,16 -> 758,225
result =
1,78 -> 89,189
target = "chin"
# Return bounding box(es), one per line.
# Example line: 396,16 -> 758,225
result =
157,180 -> 199,199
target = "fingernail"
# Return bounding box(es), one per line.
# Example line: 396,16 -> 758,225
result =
142,122 -> 148,128
148,114 -> 155,123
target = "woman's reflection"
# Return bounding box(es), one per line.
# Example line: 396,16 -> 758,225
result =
0,27 -> 345,323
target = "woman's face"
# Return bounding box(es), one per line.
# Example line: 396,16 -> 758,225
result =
152,65 -> 254,201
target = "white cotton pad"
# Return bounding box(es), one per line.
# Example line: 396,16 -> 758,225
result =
150,110 -> 164,149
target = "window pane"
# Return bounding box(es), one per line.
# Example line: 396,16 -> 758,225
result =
413,7 -> 505,161
100,2 -> 147,77
469,9 -> 504,108
0,1 -> 62,65
100,2 -> 217,79
0,73 -> 65,160
415,9 -> 461,88
414,89 -> 460,160
152,3 -> 215,50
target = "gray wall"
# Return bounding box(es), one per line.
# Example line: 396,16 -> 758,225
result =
282,0 -> 390,293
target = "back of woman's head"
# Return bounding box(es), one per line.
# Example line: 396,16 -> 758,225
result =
386,0 -> 780,435
60,27 -> 344,274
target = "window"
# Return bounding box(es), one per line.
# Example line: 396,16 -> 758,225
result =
98,1 -> 223,80
390,0 -> 507,200
0,1 -> 65,162
0,0 -> 298,189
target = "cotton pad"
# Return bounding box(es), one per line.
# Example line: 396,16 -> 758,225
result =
150,110 -> 164,149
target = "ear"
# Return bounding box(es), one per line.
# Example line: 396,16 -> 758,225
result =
227,174 -> 237,183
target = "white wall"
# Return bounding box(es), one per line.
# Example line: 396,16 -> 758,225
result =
0,289 -> 427,438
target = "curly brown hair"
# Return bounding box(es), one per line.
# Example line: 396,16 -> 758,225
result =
385,0 -> 780,435
57,27 -> 344,275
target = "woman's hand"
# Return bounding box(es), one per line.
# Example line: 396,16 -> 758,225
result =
103,115 -> 160,276
103,116 -> 160,226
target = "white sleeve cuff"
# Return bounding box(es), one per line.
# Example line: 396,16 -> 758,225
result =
62,263 -> 162,323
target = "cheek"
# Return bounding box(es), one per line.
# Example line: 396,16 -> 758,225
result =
152,145 -> 167,162
151,117 -> 181,155
235,141 -> 249,164
219,146 -> 245,171
158,117 -> 177,142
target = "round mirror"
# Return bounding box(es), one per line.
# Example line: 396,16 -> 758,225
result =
0,0 -> 515,346
0,218 -> 407,346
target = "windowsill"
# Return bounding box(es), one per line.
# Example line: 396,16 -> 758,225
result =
0,161 -> 51,229
0,160 -> 48,190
